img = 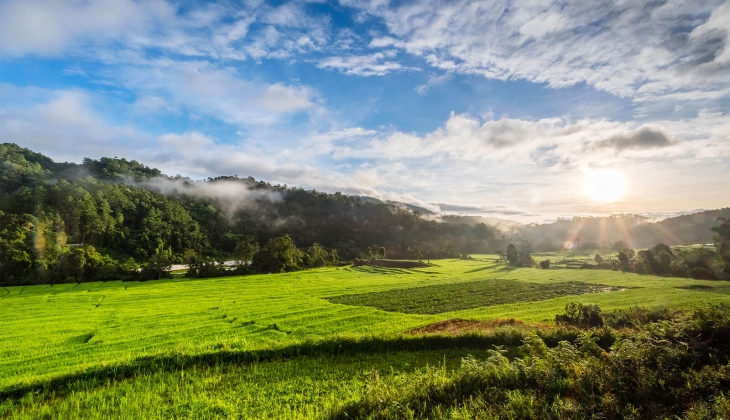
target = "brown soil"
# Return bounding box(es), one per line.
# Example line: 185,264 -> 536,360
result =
408,318 -> 524,335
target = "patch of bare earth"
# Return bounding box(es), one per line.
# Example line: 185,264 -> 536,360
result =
409,318 -> 525,335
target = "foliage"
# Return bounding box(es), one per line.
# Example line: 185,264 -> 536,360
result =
251,235 -> 304,273
555,302 -> 604,327
303,243 -> 338,268
1,143 -> 504,284
331,305 -> 730,420
506,242 -> 535,267
713,217 -> 730,266
233,235 -> 259,268
560,240 -> 730,280
603,306 -> 673,329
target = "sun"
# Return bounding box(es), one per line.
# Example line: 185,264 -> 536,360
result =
583,168 -> 627,203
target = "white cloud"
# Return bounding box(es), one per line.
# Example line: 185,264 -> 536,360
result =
0,85 -> 150,161
259,84 -> 314,112
318,51 -> 411,76
351,0 -> 730,101
133,95 -> 178,114
0,0 -> 329,61
0,0 -> 176,57
2,84 -> 729,221
415,72 -> 452,95
328,112 -> 730,168
116,60 -> 317,126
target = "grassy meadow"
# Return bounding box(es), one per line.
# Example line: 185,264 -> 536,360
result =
3,254 -> 730,418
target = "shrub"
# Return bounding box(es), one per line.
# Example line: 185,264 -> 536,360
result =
690,266 -> 716,280
539,260 -> 551,269
604,306 -> 673,329
555,302 -> 603,328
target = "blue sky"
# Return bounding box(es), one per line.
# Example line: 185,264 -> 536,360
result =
1,0 -> 729,222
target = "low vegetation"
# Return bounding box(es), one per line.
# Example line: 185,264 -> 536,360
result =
326,279 -> 624,314
331,304 -> 730,419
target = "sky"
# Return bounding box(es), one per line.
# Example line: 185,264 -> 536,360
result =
1,0 -> 729,223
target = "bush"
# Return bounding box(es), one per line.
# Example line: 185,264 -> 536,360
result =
555,302 -> 603,328
332,305 -> 730,420
690,266 -> 716,280
604,306 -> 673,329
539,259 -> 551,269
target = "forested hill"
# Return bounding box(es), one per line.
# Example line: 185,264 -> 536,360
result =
0,143 -> 499,285
1,143 -> 726,285
516,209 -> 730,250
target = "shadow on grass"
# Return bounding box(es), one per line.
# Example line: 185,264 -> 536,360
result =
0,328 -> 580,402
465,265 -> 496,274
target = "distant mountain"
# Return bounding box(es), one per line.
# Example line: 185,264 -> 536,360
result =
515,209 -> 730,249
357,195 -> 728,249
439,215 -> 523,234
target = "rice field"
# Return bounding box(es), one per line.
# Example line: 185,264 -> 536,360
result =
2,255 -> 730,417
325,279 -> 625,314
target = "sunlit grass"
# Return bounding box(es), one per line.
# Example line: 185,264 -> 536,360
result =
1,256 -> 728,396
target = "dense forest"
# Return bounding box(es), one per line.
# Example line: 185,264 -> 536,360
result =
0,143 -> 498,285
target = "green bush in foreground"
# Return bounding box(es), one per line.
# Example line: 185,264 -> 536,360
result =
331,304 -> 730,419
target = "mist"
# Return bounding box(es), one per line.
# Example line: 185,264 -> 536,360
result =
139,176 -> 283,217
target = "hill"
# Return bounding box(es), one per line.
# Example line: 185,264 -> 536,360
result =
0,143 -> 497,285
2,143 -> 727,286
516,210 -> 730,250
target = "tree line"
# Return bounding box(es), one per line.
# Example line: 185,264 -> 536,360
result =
0,143 -> 501,285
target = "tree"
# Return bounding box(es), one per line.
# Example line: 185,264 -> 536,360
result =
305,243 -> 330,268
233,236 -> 259,268
712,217 -> 730,265
251,235 -> 303,273
617,251 -> 630,268
147,240 -> 172,280
366,245 -> 386,260
406,246 -> 423,260
506,244 -> 518,265
0,212 -> 35,285
595,254 -> 604,264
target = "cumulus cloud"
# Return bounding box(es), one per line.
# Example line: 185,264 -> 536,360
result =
2,83 -> 729,222
328,112 -> 730,167
596,127 -> 675,152
0,84 -> 151,161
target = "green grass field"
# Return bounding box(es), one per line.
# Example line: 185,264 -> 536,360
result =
2,255 -> 730,418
